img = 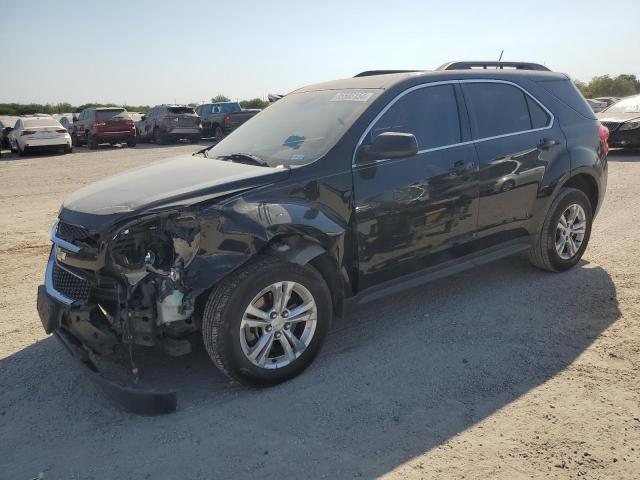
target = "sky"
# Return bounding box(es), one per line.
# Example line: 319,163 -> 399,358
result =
1,0 -> 639,106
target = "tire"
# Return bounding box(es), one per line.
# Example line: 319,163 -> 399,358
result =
214,125 -> 224,143
127,138 -> 137,148
189,135 -> 201,144
87,133 -> 98,150
202,256 -> 332,386
64,144 -> 72,154
71,134 -> 78,147
528,187 -> 593,272
153,128 -> 166,145
17,144 -> 27,156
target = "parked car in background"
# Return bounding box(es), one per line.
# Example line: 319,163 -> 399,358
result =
594,97 -> 619,108
38,62 -> 609,411
597,93 -> 640,149
137,105 -> 201,144
58,115 -> 75,131
1,120 -> 11,149
8,115 -> 72,156
587,98 -> 607,112
195,102 -> 259,141
71,107 -> 136,149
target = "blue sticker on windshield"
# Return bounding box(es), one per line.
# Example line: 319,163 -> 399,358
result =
330,91 -> 374,102
290,154 -> 305,161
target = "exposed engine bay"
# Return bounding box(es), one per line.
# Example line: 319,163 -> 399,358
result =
49,212 -> 204,363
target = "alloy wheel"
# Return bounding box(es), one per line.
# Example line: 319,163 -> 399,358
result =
239,281 -> 318,369
555,203 -> 587,260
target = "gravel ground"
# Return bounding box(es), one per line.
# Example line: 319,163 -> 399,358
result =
1,144 -> 639,480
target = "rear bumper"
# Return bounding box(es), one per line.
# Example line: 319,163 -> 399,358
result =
609,128 -> 640,148
166,127 -> 200,136
20,136 -> 71,149
95,131 -> 136,142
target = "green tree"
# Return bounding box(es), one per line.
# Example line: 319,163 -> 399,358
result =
239,98 -> 268,110
211,94 -> 231,103
575,74 -> 640,98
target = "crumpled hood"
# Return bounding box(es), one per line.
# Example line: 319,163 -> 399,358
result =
60,154 -> 289,230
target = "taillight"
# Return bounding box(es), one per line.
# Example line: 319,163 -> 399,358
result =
164,115 -> 178,122
599,123 -> 609,157
56,129 -> 67,133
93,121 -> 106,127
223,113 -> 231,128
21,130 -> 36,136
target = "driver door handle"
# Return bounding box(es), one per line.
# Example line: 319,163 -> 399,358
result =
537,138 -> 560,150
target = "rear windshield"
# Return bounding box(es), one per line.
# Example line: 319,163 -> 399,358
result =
23,118 -> 61,128
168,107 -> 195,114
96,109 -> 129,121
537,80 -> 596,119
216,103 -> 242,113
604,96 -> 640,114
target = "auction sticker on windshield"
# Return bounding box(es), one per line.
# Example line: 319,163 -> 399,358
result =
330,91 -> 374,102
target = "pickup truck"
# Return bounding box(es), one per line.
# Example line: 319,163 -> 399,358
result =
195,102 -> 260,141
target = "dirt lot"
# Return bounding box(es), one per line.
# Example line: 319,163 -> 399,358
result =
1,144 -> 639,479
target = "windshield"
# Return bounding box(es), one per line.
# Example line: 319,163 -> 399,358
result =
168,107 -> 195,114
206,89 -> 380,166
604,95 -> 640,114
96,109 -> 129,120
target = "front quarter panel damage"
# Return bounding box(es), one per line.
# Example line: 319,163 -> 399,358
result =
185,193 -> 348,292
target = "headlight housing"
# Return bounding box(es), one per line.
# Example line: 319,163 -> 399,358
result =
619,121 -> 640,131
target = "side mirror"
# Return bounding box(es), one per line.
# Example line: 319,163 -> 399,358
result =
357,132 -> 418,163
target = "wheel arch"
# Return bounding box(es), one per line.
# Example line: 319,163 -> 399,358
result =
560,171 -> 599,214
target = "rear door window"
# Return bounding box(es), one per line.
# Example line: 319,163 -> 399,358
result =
365,84 -> 461,150
526,96 -> 551,128
462,83 -> 536,139
168,107 -> 195,114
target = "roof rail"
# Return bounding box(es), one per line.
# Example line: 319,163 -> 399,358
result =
354,70 -> 422,78
437,61 -> 550,72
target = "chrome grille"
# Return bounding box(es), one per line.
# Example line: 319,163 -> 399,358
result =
601,121 -> 621,133
57,222 -> 91,243
52,263 -> 90,302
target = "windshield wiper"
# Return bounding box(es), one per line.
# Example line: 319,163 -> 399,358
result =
217,153 -> 269,167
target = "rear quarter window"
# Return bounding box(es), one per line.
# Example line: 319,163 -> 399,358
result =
537,80 -> 596,120
462,83 -> 532,139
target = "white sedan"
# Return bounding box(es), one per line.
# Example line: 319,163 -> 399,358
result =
9,116 -> 72,156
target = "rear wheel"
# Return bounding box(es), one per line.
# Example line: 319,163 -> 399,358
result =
202,256 -> 332,386
154,128 -> 165,145
528,187 -> 593,272
64,144 -> 72,154
127,138 -> 137,148
71,134 -> 78,147
17,144 -> 27,156
214,125 -> 224,142
87,133 -> 98,150
189,135 -> 201,144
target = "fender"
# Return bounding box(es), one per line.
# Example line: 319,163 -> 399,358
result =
183,198 -> 347,292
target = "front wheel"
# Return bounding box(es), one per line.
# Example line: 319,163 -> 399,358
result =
153,128 -> 166,145
529,187 -> 593,272
214,126 -> 224,143
126,138 -> 137,148
87,134 -> 98,150
202,257 -> 332,386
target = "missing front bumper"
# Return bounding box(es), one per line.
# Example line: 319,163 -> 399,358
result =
37,284 -> 178,415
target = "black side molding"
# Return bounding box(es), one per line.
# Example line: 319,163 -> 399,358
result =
54,330 -> 177,415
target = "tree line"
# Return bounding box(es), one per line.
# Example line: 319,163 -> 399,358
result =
2,75 -> 638,117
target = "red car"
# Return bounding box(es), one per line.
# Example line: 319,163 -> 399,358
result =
71,107 -> 137,149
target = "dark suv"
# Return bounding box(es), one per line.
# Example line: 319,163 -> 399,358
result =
71,107 -> 137,149
37,62 -> 608,413
137,105 -> 202,144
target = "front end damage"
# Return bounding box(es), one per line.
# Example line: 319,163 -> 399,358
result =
38,210 -> 207,414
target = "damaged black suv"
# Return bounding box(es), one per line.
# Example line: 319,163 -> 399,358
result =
37,62 -> 608,405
